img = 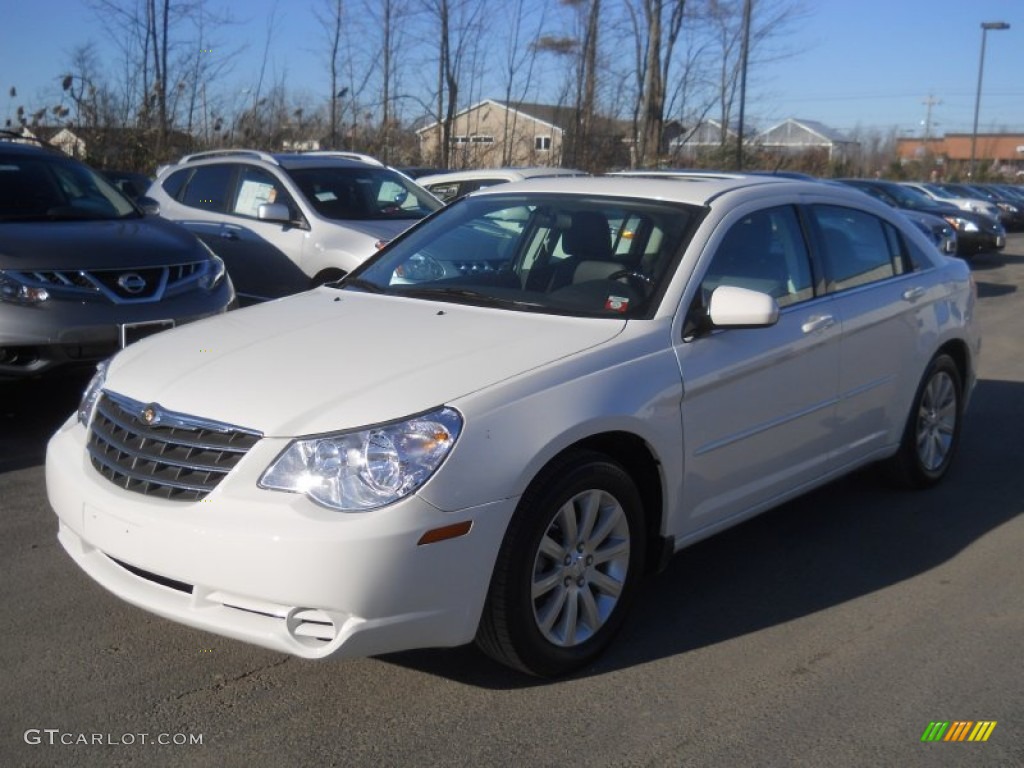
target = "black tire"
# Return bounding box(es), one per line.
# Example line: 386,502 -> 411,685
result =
882,353 -> 963,489
476,451 -> 646,677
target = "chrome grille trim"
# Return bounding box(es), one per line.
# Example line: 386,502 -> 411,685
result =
87,391 -> 262,501
13,261 -> 206,304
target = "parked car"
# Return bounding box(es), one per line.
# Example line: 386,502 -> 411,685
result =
144,149 -> 442,302
953,183 -> 1024,231
417,167 -> 587,202
0,137 -> 234,379
841,179 -> 1004,258
901,182 -> 1003,222
49,174 -> 979,676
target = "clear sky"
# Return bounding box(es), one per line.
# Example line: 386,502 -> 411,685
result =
2,0 -> 1022,139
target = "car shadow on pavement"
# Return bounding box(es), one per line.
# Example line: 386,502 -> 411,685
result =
0,371 -> 90,473
381,377 -> 1024,688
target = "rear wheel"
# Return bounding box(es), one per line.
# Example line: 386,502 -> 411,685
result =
476,451 -> 646,677
882,353 -> 963,488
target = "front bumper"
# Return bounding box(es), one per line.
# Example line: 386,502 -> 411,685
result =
0,282 -> 234,379
46,417 -> 515,659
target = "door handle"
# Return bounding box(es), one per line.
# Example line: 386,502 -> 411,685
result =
902,286 -> 926,302
801,314 -> 836,334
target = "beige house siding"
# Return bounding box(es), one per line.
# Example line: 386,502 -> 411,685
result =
418,100 -> 565,169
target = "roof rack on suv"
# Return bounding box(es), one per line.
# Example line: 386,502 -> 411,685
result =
179,149 -> 280,165
298,150 -> 384,166
0,129 -> 59,150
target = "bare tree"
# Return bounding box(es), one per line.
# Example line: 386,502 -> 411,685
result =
497,0 -> 550,165
315,0 -> 345,148
420,0 -> 482,168
630,0 -> 688,168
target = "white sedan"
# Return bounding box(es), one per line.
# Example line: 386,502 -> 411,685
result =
47,175 -> 979,677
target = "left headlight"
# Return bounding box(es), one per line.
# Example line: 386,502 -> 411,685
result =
198,245 -> 227,290
260,407 -> 463,511
77,359 -> 110,427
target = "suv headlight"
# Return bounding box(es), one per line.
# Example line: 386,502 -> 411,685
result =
0,271 -> 49,305
197,245 -> 227,290
78,359 -> 110,426
260,407 -> 463,511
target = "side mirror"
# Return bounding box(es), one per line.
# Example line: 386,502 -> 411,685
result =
707,285 -> 779,328
257,202 -> 291,223
137,196 -> 160,215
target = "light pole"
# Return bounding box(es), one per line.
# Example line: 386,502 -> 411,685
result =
969,21 -> 1009,178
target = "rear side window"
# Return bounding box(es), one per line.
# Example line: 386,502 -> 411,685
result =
812,205 -> 906,292
160,168 -> 190,200
180,164 -> 234,212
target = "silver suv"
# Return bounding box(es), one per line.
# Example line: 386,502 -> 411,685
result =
146,150 -> 442,302
0,136 -> 235,379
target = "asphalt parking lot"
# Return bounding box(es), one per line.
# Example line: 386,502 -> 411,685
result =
2,236 -> 1023,767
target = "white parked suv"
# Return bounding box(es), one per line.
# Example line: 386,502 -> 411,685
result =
49,174 -> 979,676
145,150 -> 442,302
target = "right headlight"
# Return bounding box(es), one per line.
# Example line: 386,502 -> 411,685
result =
77,359 -> 110,427
260,407 -> 463,511
0,271 -> 49,305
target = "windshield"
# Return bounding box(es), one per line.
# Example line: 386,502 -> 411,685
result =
0,154 -> 139,222
285,166 -> 442,221
883,184 -> 946,211
344,193 -> 698,319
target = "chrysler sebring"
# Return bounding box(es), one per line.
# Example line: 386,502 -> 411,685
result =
47,175 -> 979,676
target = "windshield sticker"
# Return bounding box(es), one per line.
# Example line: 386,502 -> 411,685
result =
605,296 -> 630,313
315,191 -> 338,202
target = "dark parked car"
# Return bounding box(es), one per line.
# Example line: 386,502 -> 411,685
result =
956,183 -> 1024,231
0,137 -> 235,379
838,179 -> 1004,259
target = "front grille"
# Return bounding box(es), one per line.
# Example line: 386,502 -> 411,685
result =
19,261 -> 205,304
88,392 -> 262,501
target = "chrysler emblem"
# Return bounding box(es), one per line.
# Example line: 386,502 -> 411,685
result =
141,405 -> 159,425
117,273 -> 147,294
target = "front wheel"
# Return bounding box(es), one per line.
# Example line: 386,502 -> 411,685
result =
476,452 -> 646,677
882,353 -> 963,488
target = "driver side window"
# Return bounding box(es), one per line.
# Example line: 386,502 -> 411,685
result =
702,206 -> 813,308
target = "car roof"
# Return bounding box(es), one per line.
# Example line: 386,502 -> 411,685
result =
463,173 -> 814,206
164,149 -> 387,173
0,137 -> 65,157
417,167 -> 586,185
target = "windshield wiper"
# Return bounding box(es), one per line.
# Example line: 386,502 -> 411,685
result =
396,286 -> 546,310
338,276 -> 386,293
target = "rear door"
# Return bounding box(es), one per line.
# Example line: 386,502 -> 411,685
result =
807,204 -> 934,467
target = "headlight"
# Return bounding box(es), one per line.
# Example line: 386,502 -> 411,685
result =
260,407 -> 463,511
77,359 -> 110,427
0,271 -> 49,305
944,216 -> 978,233
197,244 -> 227,290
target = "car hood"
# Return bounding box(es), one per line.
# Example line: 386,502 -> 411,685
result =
105,288 -> 627,436
0,216 -> 205,269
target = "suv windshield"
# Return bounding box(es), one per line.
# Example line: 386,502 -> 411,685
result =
0,154 -> 138,222
345,193 -> 697,319
285,166 -> 441,221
